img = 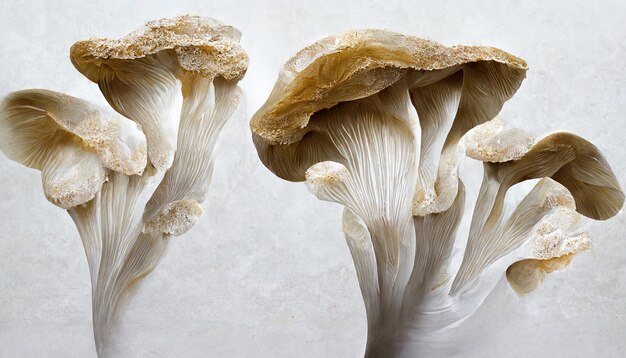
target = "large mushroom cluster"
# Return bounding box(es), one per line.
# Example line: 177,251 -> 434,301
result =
250,29 -> 623,357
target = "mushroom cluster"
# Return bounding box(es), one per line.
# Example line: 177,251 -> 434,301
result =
250,30 -> 623,357
0,15 -> 248,357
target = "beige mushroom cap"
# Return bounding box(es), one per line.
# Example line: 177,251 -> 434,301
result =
251,29 -> 527,146
251,29 -> 527,181
0,89 -> 147,175
0,89 -> 147,208
70,14 -> 249,81
492,132 -> 624,220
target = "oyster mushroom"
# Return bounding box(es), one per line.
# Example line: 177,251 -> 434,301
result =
1,15 -> 247,357
250,29 -> 623,356
251,29 -> 526,356
71,15 -> 247,230
451,129 -> 624,294
71,14 -> 247,170
0,89 -> 146,208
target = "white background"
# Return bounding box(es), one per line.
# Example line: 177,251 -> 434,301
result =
0,0 -> 625,357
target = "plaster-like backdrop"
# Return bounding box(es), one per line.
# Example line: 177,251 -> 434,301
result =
0,0 -> 624,357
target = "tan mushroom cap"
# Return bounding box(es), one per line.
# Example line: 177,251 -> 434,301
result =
490,132 -> 624,220
70,14 -> 249,81
252,29 -> 527,146
506,254 -> 575,295
251,29 -> 527,180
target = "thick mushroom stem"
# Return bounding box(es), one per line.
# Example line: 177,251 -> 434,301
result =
304,87 -> 418,355
63,75 -> 242,349
343,183 -> 466,357
310,163 -> 415,357
403,181 -> 466,313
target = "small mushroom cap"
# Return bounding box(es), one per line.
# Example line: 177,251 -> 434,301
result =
0,89 -> 148,208
143,198 -> 203,236
505,255 -> 575,295
506,224 -> 591,295
251,29 -> 527,180
40,146 -> 108,209
464,117 -> 534,162
495,132 -> 624,220
0,89 -> 147,176
70,14 -> 249,81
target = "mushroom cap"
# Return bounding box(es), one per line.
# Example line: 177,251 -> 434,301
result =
251,29 -> 527,180
537,133 -> 624,220
0,89 -> 147,175
464,117 -> 534,162
0,89 -> 147,208
494,132 -> 624,220
70,14 -> 249,81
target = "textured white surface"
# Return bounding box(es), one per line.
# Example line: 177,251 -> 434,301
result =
0,0 -> 625,357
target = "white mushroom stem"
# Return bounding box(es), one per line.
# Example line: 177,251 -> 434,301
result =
305,83 -> 418,355
387,179 -> 590,356
302,72 -> 520,356
411,72 -> 463,216
68,169 -> 167,357
64,74 -> 242,355
143,76 -> 242,226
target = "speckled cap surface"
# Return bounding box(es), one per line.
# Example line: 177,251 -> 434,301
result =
251,29 -> 528,145
70,15 -> 249,81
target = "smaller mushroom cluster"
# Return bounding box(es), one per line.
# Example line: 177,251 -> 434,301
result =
0,15 -> 248,357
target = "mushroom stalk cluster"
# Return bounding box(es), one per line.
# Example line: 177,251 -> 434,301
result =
0,15 -> 248,357
250,30 -> 623,357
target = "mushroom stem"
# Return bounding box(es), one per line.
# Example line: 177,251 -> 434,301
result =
68,171 -> 168,355
143,76 -> 241,223
304,79 -> 422,356
343,209 -> 416,358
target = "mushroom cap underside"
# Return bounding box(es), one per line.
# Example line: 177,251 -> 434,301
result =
251,29 -> 528,180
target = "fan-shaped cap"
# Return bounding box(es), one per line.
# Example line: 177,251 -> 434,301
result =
70,14 -> 248,81
70,15 -> 249,171
0,89 -> 147,208
492,132 -> 624,220
251,29 -> 527,180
